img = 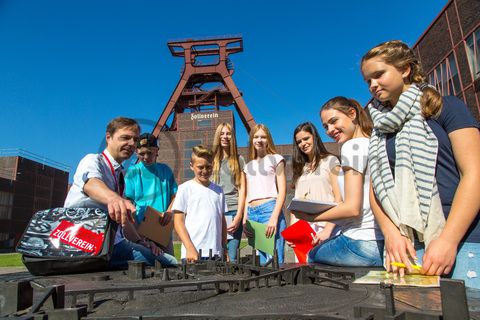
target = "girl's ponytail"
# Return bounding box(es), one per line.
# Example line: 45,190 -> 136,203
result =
420,85 -> 443,118
349,98 -> 372,136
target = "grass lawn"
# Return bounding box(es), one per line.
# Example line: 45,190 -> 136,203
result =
0,240 -> 250,268
0,253 -> 23,267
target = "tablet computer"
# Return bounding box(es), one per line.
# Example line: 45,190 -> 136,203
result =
136,206 -> 173,247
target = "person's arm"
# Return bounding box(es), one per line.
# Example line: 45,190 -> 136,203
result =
242,170 -> 253,237
83,177 -> 135,226
228,172 -> 246,233
222,215 -> 228,258
293,166 -> 364,222
422,127 -> 480,275
315,164 -> 343,243
161,168 -> 178,226
369,182 -> 416,276
173,211 -> 198,262
242,189 -> 249,225
313,223 -> 336,245
266,160 -> 286,238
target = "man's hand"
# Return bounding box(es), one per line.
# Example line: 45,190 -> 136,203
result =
107,196 -> 136,226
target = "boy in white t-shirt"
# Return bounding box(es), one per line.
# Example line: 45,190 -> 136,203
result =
172,145 -> 227,262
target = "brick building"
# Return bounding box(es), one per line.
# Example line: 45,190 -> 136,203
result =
0,150 -> 69,251
414,0 -> 480,119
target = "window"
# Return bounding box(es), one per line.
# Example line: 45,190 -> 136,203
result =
197,119 -> 213,128
184,140 -> 202,149
0,191 -> 13,220
183,170 -> 195,180
428,53 -> 461,96
466,28 -> 480,80
184,150 -> 193,159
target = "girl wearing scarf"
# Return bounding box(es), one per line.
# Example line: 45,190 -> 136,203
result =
361,40 -> 480,288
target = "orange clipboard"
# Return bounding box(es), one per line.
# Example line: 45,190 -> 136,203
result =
136,206 -> 173,247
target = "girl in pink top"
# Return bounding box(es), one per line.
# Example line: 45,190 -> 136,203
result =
243,124 -> 287,265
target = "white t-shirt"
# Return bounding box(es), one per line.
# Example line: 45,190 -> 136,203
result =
172,179 -> 227,259
336,138 -> 383,241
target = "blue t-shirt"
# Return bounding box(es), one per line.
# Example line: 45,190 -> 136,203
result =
385,96 -> 480,243
124,162 -> 178,224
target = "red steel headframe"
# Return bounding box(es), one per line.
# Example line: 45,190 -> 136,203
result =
152,35 -> 256,136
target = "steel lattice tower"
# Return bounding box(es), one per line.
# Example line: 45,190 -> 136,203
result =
152,35 -> 255,136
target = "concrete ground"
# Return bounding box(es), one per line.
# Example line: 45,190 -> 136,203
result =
0,266 -> 27,275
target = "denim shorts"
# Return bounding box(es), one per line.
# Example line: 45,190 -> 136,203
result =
308,233 -> 384,267
247,199 -> 286,265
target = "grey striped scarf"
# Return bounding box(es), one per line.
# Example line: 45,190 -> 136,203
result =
368,84 -> 445,246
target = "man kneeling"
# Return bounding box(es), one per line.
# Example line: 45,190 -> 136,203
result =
64,117 -> 177,268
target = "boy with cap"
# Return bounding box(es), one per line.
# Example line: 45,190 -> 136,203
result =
124,133 -> 177,255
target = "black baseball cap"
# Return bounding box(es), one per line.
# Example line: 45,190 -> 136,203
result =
137,133 -> 158,148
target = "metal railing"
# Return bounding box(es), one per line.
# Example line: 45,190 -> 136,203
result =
0,148 -> 70,173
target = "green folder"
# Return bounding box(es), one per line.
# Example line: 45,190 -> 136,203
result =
245,220 -> 275,255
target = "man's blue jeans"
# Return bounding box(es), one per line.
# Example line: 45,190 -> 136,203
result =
308,233 -> 384,267
225,210 -> 243,262
247,199 -> 286,265
109,239 -> 178,268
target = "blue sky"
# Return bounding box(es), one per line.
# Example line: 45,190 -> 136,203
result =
0,0 -> 447,177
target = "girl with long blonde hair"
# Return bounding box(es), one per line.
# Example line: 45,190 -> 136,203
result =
243,124 -> 287,265
212,123 -> 246,262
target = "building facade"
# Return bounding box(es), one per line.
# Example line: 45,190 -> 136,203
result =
0,151 -> 69,251
413,0 -> 480,119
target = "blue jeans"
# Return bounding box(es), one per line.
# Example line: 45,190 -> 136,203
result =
308,233 -> 384,267
225,210 -> 243,262
415,241 -> 480,289
109,239 -> 178,268
247,199 -> 286,265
